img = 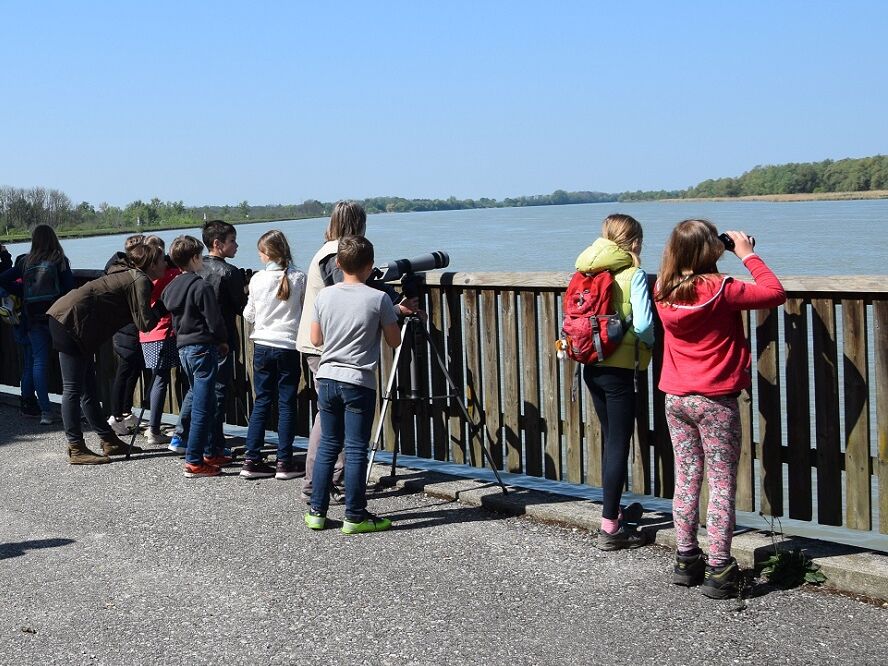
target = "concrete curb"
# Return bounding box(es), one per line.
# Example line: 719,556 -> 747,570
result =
369,465 -> 888,601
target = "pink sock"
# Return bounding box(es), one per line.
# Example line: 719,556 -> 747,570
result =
601,517 -> 620,534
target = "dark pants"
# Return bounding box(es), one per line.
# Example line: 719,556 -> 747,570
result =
178,344 -> 218,465
49,319 -> 114,444
302,354 -> 345,495
583,365 -> 636,521
310,378 -> 376,521
148,368 -> 171,434
244,345 -> 301,461
111,351 -> 143,418
211,345 -> 234,454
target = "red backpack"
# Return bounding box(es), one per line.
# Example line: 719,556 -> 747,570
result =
560,270 -> 628,364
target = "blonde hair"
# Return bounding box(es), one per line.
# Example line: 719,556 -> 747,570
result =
655,219 -> 725,304
601,214 -> 643,267
325,201 -> 367,241
258,229 -> 293,301
144,235 -> 165,250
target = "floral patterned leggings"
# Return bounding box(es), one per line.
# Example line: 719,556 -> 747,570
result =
665,393 -> 741,567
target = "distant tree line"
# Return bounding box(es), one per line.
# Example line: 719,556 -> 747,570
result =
3,155 -> 886,237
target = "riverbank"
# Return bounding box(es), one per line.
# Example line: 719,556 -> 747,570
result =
665,190 -> 888,203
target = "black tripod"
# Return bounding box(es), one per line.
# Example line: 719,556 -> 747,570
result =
366,314 -> 508,494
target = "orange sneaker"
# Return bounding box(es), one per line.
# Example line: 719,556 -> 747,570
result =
184,462 -> 221,478
204,454 -> 234,467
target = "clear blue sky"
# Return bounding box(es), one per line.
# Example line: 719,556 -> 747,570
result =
2,1 -> 886,206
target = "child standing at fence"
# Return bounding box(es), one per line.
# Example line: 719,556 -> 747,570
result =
575,214 -> 655,551
240,230 -> 307,480
655,220 -> 785,599
304,236 -> 401,534
0,225 -> 74,425
138,236 -> 181,446
163,236 -> 229,478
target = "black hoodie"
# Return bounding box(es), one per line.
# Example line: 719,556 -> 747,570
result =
161,272 -> 226,349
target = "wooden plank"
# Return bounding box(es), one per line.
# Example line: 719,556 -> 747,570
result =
811,299 -> 842,525
874,300 -> 888,534
463,289 -> 483,467
520,291 -> 542,477
412,288 -> 432,461
396,324 -> 417,458
757,306 -> 783,517
480,290 -> 503,469
583,378 -> 603,488
632,369 -> 651,495
563,356 -> 583,484
736,311 -> 755,512
784,298 -> 813,520
651,315 -> 673,498
379,335 -> 396,453
444,287 -> 465,464
501,291 -> 522,473
539,291 -> 561,480
427,286 -> 449,461
424,271 -> 888,296
842,298 -> 871,531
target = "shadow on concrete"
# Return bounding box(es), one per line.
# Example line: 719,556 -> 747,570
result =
0,538 -> 76,560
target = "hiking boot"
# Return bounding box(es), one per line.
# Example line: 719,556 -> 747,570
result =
673,549 -> 707,587
107,415 -> 131,436
204,454 -> 234,467
620,501 -> 644,525
39,411 -> 60,426
68,440 -> 111,465
239,458 -> 275,479
145,430 -> 171,446
304,510 -> 327,530
183,462 -> 221,478
20,398 -> 40,418
595,526 -> 648,551
342,512 -> 392,535
100,434 -> 142,456
275,459 -> 304,480
701,558 -> 741,599
167,435 -> 186,455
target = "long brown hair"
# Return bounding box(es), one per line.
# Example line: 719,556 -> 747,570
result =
126,243 -> 164,273
655,219 -> 725,304
601,213 -> 643,267
26,224 -> 65,267
325,201 -> 367,241
258,229 -> 293,301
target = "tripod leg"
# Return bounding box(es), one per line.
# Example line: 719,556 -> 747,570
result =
127,366 -> 158,460
366,326 -> 408,484
419,325 -> 508,494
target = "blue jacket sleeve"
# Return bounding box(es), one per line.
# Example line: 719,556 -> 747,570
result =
629,269 -> 655,347
0,265 -> 22,295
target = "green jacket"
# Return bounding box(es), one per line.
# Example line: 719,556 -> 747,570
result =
574,238 -> 653,370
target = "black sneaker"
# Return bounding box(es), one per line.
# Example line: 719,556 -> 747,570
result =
621,502 -> 644,525
275,459 -> 305,480
701,558 -> 741,599
20,398 -> 41,418
673,549 -> 706,586
595,526 -> 649,551
239,459 -> 275,479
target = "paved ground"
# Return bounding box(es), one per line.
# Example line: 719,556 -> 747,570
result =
0,405 -> 886,665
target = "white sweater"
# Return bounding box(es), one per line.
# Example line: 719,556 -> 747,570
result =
243,266 -> 307,350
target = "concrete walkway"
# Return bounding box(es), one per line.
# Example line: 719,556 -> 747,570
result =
0,405 -> 886,665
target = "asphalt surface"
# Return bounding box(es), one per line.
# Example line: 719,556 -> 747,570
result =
0,405 -> 886,665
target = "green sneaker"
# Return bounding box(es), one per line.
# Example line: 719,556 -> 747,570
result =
304,510 -> 327,530
341,512 -> 392,535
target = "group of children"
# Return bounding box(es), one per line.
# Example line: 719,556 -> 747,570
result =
2,206 -> 787,597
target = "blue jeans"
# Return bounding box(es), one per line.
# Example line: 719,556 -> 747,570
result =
13,325 -> 35,404
244,345 -> 301,462
310,379 -> 376,520
178,344 -> 218,465
29,322 -> 52,412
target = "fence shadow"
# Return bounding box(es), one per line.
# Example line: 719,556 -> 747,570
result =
0,538 -> 76,560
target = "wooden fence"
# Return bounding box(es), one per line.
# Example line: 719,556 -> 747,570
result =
0,270 -> 885,536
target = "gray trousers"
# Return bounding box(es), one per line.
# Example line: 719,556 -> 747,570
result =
302,354 -> 345,495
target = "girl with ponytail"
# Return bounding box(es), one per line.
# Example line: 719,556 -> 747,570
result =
240,229 -> 307,480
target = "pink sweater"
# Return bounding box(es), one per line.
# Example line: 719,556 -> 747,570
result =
656,254 -> 786,396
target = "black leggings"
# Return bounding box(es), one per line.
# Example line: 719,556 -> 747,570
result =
583,365 -> 636,521
110,352 -> 143,418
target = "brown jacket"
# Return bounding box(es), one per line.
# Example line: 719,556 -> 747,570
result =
47,260 -> 160,354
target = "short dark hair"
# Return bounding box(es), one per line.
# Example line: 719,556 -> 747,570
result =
202,220 -> 236,250
337,235 -> 374,274
170,235 -> 204,269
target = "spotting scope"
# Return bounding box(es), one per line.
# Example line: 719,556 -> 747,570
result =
370,251 -> 450,283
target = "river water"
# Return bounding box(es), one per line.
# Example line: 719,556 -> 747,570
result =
6,199 -> 888,275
